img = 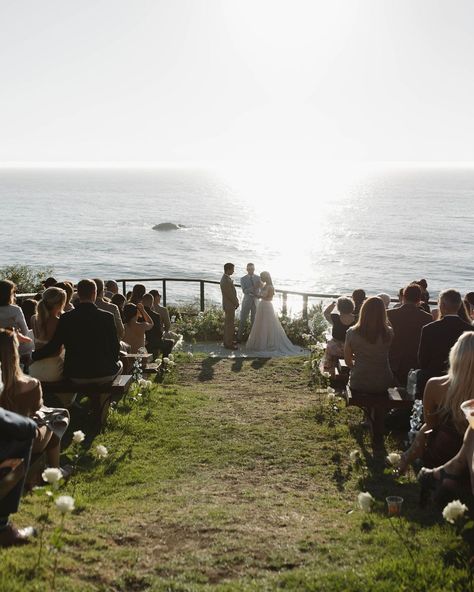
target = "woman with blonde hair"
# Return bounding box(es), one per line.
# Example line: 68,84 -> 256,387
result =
29,287 -> 66,383
399,331 -> 474,475
344,296 -> 395,393
0,329 -> 69,470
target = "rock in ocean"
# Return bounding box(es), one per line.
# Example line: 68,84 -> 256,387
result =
152,223 -> 186,231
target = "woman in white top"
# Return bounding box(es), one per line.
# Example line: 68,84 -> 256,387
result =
29,287 -> 66,382
0,280 -> 33,358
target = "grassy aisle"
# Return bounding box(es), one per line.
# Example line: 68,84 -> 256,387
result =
0,355 -> 470,591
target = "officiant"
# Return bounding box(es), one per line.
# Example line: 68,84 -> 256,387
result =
237,263 -> 261,342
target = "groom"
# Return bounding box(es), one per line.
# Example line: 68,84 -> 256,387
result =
220,262 -> 239,350
237,263 -> 261,342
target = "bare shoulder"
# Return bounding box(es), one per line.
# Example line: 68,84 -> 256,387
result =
17,376 -> 40,394
424,376 -> 449,400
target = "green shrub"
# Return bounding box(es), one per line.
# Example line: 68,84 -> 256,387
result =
0,264 -> 53,294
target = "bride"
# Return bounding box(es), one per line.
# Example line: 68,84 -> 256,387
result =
245,271 -> 304,356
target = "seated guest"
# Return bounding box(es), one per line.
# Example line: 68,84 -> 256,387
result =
351,289 -> 366,321
344,296 -> 395,393
105,280 -> 119,300
93,278 -> 125,340
418,289 -> 474,390
123,303 -> 153,354
458,299 -> 472,325
129,284 -> 146,305
20,298 -> 38,330
111,293 -> 127,319
0,280 -> 33,359
29,287 -> 66,383
414,279 -> 431,314
323,297 -> 355,376
0,363 -> 37,547
387,283 -> 432,386
399,332 -> 474,475
465,292 -> 474,321
32,279 -> 122,385
0,329 -> 69,470
392,287 -> 404,309
142,293 -> 174,358
376,293 -> 391,309
42,277 -> 57,289
55,281 -> 75,312
149,289 -> 171,332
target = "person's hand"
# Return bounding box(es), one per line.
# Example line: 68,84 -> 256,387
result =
15,330 -> 32,344
136,303 -> 145,313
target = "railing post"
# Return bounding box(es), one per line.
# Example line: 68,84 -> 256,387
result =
302,294 -> 308,320
200,280 -> 205,312
162,280 -> 167,307
122,281 -> 126,295
282,292 -> 288,316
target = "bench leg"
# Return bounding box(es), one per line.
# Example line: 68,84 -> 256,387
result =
369,408 -> 386,451
90,394 -> 112,428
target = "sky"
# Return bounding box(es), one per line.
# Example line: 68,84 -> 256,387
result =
1,0 -> 474,164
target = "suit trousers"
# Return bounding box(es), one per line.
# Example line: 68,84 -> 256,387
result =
238,296 -> 257,338
223,307 -> 236,347
0,438 -> 34,516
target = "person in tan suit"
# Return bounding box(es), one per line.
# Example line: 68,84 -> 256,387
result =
220,263 -> 239,350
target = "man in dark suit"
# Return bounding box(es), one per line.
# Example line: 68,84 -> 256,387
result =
0,366 -> 37,547
387,283 -> 433,386
32,279 -> 122,383
418,289 -> 474,389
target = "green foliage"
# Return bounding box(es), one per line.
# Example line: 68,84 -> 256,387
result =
174,304 -> 225,341
0,264 -> 53,294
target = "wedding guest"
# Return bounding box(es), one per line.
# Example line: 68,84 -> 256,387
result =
418,289 -> 473,391
93,278 -> 125,340
344,296 -> 395,393
399,332 -> 474,476
31,279 -> 122,385
465,292 -> 474,321
29,287 -> 66,384
377,293 -> 391,309
458,300 -> 472,325
142,293 -> 173,358
105,280 -> 119,300
55,282 -> 75,312
351,289 -> 366,321
123,303 -> 154,353
111,293 -> 127,318
387,283 -> 432,386
129,284 -> 146,305
415,279 -> 431,314
149,290 -> 171,332
42,277 -> 57,289
0,329 -> 69,470
20,299 -> 38,330
0,280 -> 33,359
220,263 -> 239,350
0,364 -> 37,547
392,288 -> 404,309
323,297 -> 355,375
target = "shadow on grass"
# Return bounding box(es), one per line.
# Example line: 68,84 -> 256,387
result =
198,357 -> 220,381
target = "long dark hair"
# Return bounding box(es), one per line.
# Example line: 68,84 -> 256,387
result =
353,296 -> 391,344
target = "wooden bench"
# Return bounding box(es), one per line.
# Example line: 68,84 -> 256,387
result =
120,353 -> 153,374
41,374 -> 133,426
0,459 -> 25,501
345,386 -> 414,449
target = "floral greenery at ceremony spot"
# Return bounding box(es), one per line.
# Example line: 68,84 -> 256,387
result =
1,354 -> 472,591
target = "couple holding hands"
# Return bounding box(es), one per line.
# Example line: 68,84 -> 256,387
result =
220,263 -> 303,356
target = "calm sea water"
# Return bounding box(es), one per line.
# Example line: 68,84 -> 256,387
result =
0,163 -> 472,310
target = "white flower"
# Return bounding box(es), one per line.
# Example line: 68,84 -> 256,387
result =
168,354 -> 174,361
55,495 -> 75,514
327,392 -> 336,401
442,500 -> 468,524
327,387 -> 335,394
303,360 -> 310,366
162,357 -> 170,365
72,430 -> 85,444
349,450 -> 360,463
154,358 -> 162,367
94,445 -> 108,460
386,452 -> 402,467
42,468 -> 63,484
187,352 -> 194,358
357,491 -> 374,512
136,392 -> 143,398
167,360 -> 176,367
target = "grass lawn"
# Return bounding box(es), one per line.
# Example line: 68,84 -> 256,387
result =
1,353 -> 471,591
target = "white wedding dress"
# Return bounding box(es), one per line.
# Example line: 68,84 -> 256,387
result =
245,285 -> 304,357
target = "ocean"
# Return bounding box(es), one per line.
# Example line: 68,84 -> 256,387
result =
0,163 -> 472,311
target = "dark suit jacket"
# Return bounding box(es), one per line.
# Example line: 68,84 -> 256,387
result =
0,408 -> 37,444
220,274 -> 239,311
32,302 -> 121,379
418,315 -> 474,379
387,303 -> 433,385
